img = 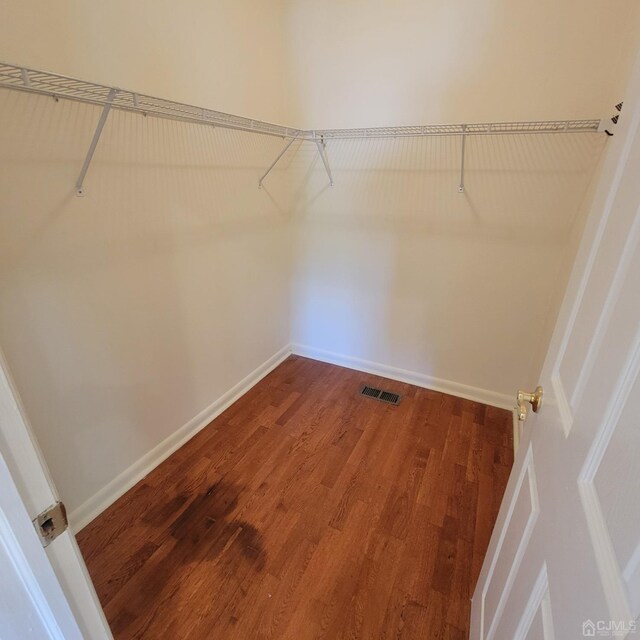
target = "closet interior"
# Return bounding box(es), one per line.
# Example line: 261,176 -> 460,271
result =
1,2 -> 639,638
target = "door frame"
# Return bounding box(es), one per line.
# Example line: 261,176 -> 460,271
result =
0,348 -> 112,639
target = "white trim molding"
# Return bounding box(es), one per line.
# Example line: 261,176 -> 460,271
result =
291,344 -> 513,410
69,345 -> 292,532
482,444 -> 540,640
70,342 -> 513,530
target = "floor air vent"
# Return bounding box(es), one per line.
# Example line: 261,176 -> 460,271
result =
360,385 -> 401,405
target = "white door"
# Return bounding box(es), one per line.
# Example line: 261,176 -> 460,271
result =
0,444 -> 82,639
0,352 -> 112,639
470,53 -> 640,639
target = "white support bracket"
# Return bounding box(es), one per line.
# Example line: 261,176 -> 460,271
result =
75,88 -> 117,197
315,136 -> 334,187
458,125 -> 467,193
258,134 -> 300,188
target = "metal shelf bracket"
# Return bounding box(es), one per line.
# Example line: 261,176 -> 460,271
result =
0,63 -> 605,196
458,125 -> 467,194
75,87 -> 117,196
258,134 -> 300,188
315,136 -> 334,187
258,133 -> 334,188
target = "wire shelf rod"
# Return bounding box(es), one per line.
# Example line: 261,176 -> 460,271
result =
0,62 -> 300,140
0,62 -> 602,142
0,62 -> 606,194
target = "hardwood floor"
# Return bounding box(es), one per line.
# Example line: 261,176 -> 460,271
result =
76,356 -> 513,639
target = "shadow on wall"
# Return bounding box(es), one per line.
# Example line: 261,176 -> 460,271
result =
288,131 -> 606,396
281,1 -> 633,398
0,88 -> 293,513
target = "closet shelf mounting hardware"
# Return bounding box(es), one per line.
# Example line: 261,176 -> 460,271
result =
314,135 -> 334,187
76,88 -> 116,196
458,125 -> 467,194
0,62 -> 604,195
259,133 -> 301,189
258,132 -> 334,189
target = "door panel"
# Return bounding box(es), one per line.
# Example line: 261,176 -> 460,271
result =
0,536 -> 51,639
514,565 -> 554,640
471,47 -> 640,640
0,448 -> 80,639
0,351 -> 112,638
577,223 -> 640,626
594,371 -> 640,576
482,446 -> 539,639
552,97 -> 640,439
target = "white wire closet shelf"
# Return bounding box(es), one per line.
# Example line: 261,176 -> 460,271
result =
314,120 -> 601,138
0,62 -> 604,194
0,62 -> 302,139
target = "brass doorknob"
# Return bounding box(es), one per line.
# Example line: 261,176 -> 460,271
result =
516,386 -> 543,422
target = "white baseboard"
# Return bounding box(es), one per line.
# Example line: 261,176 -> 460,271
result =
69,345 -> 292,533
291,343 -> 513,411
70,342 -> 512,531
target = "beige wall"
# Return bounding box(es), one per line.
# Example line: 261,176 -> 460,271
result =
283,0 -> 640,398
284,0 -> 640,128
0,89 -> 293,517
5,0 -> 637,129
0,0 -> 290,124
0,0 -> 295,522
0,0 -> 638,524
288,132 -> 606,398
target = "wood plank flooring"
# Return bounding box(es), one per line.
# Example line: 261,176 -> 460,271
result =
77,356 -> 513,639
